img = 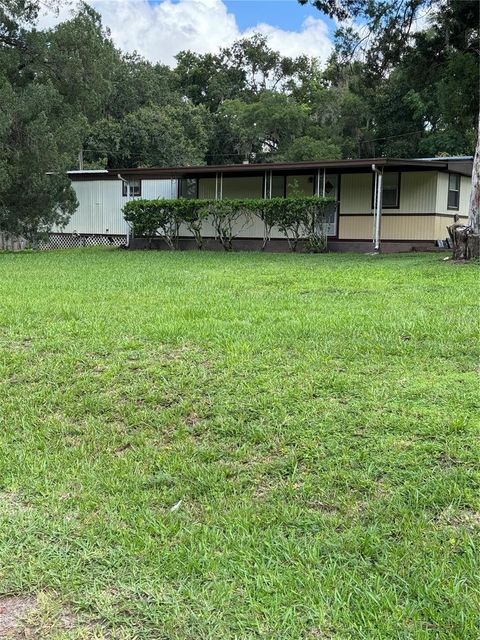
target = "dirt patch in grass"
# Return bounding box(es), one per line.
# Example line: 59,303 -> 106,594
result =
1,338 -> 34,353
434,508 -> 480,530
305,626 -> 336,639
0,492 -> 29,514
113,443 -> 133,456
184,412 -> 200,426
0,595 -> 37,637
253,482 -> 274,499
436,453 -> 462,467
0,592 -> 114,639
0,593 -> 77,638
306,500 -> 340,514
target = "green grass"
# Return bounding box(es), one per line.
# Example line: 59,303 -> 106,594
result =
0,248 -> 478,639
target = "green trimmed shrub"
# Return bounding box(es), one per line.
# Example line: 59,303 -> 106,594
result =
123,196 -> 334,251
122,199 -> 181,250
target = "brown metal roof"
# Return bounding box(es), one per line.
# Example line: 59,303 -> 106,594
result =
109,158 -> 449,177
67,157 -> 472,180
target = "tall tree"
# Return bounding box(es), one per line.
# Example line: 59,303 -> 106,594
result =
306,0 -> 479,158
218,92 -> 308,162
299,0 -> 436,76
107,54 -> 177,120
469,112 -> 479,238
0,2 -> 119,238
87,103 -> 211,169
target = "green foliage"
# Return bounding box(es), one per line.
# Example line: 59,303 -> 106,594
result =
122,199 -> 181,249
108,54 -> 176,120
204,199 -> 256,251
219,92 -> 309,161
0,2 -> 114,237
0,75 -> 80,239
280,136 -> 342,162
322,0 -> 479,157
175,34 -> 315,109
102,103 -> 211,169
123,196 -> 333,252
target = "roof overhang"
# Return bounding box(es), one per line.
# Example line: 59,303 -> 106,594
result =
108,158 -> 451,179
67,157 -> 473,181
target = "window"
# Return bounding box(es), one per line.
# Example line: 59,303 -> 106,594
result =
382,172 -> 400,208
448,174 -> 460,210
286,175 -> 315,197
223,176 -> 263,199
179,178 -> 197,199
271,175 -> 285,198
122,179 -> 141,197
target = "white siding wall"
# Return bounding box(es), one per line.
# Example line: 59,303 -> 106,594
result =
340,171 -> 438,215
54,180 -> 127,235
340,174 -> 372,214
142,179 -> 178,200
55,179 -> 178,235
397,171 -> 437,214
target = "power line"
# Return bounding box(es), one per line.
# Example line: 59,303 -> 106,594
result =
358,129 -> 425,145
79,128 -> 428,164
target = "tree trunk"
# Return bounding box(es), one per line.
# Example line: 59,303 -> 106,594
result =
466,110 -> 480,258
448,218 -> 472,260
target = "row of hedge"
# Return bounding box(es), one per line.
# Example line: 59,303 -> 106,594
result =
123,196 -> 335,252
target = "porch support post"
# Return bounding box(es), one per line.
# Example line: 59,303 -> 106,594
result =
215,172 -> 218,200
220,172 -> 223,200
269,170 -> 273,199
316,168 -> 320,196
322,168 -> 326,197
372,164 -> 383,252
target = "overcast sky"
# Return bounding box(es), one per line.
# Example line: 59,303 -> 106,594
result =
37,0 -> 337,66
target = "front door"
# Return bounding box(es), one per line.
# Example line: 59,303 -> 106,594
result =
323,174 -> 338,236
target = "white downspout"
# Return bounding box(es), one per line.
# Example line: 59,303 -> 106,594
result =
118,174 -> 132,248
372,164 -> 383,252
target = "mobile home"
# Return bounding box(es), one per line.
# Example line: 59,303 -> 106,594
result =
52,156 -> 473,252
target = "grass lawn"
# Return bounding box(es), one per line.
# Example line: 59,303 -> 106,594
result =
0,248 -> 478,639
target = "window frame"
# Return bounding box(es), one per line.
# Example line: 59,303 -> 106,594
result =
271,174 -> 286,198
447,173 -> 460,211
371,171 -> 401,210
122,179 -> 141,198
178,178 -> 198,199
381,171 -> 401,209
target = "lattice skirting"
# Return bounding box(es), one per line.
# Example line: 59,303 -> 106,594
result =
39,233 -> 127,250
